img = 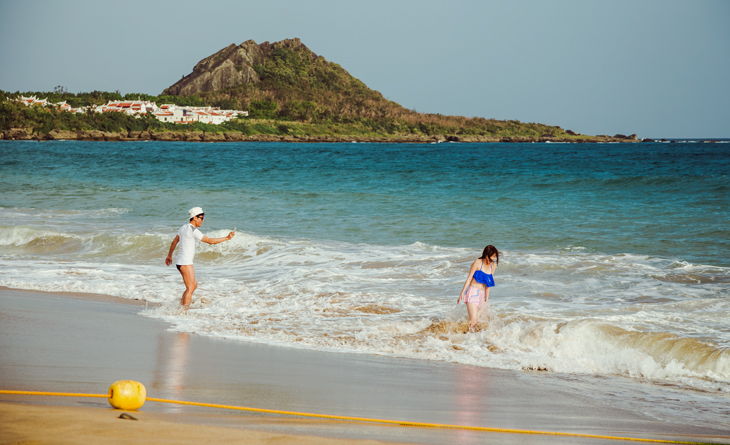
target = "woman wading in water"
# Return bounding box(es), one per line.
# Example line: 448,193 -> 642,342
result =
457,245 -> 499,331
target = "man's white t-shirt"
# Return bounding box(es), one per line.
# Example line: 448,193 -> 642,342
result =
176,223 -> 204,265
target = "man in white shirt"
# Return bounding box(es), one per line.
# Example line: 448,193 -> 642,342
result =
165,207 -> 235,312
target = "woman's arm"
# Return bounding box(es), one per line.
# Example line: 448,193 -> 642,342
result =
457,259 -> 480,303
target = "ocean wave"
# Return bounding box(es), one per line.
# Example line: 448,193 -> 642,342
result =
140,293 -> 730,394
541,175 -> 727,191
0,226 -> 84,254
0,225 -> 189,263
0,207 -> 132,219
0,224 -> 460,270
2,227 -> 729,395
483,317 -> 730,386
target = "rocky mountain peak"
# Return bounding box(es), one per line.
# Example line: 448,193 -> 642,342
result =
163,38 -> 320,96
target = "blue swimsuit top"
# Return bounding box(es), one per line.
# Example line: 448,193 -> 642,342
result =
472,261 -> 495,287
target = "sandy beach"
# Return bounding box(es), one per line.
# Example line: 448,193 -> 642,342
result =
0,402 -> 409,445
1,287 -> 729,445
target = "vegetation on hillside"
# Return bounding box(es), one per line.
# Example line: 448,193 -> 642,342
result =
0,46 -> 577,138
183,46 -> 572,138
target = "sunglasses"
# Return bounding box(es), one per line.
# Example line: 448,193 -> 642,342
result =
196,214 -> 205,220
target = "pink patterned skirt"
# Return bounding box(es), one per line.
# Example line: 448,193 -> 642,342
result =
463,286 -> 485,305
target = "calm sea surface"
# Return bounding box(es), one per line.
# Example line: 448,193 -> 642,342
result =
1,140 -> 729,428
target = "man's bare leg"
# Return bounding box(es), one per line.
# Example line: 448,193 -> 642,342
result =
177,265 -> 197,312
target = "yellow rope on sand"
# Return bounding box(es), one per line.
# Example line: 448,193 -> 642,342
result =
1,390 -> 107,398
0,389 -> 720,445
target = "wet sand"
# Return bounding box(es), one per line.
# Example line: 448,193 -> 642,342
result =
1,287 -> 729,445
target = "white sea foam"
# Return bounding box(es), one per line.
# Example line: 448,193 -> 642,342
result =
2,220 -> 729,399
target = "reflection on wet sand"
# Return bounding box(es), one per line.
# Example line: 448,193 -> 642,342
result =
152,332 -> 190,411
453,364 -> 490,443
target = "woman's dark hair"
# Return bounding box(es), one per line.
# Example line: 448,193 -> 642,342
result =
479,245 -> 499,266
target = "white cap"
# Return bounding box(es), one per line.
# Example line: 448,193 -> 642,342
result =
188,207 -> 204,219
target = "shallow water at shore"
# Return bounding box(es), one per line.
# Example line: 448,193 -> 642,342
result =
1,140 -> 729,429
4,288 -> 729,444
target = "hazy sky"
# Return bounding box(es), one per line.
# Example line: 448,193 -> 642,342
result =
1,0 -> 728,137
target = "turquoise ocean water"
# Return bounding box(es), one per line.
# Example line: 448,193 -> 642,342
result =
1,140 -> 729,427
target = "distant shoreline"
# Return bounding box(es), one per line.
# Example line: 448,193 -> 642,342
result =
1,128 -> 648,143
4,128 -> 725,144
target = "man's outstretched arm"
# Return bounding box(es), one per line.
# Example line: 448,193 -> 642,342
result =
201,232 -> 235,245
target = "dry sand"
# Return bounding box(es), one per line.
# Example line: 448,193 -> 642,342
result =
0,402 -> 404,445
2,287 -> 729,445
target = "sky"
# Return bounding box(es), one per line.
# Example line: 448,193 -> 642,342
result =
1,0 -> 728,138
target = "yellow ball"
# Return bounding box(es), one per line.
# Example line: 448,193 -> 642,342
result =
108,380 -> 146,410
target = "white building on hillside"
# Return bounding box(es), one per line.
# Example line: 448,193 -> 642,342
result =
154,106 -> 247,124
96,101 -> 158,115
12,95 -> 248,125
16,96 -> 48,107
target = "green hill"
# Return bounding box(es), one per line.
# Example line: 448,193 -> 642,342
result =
0,38 -> 638,142
161,38 -> 576,139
